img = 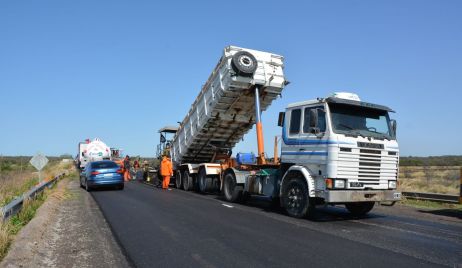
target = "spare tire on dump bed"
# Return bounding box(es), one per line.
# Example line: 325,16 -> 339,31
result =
231,51 -> 258,76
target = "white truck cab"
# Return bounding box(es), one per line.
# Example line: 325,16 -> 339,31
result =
280,92 -> 401,211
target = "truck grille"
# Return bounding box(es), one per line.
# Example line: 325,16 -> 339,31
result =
337,148 -> 398,189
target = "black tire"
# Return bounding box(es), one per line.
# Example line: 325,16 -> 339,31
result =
281,179 -> 312,218
85,180 -> 91,192
345,202 -> 375,216
117,184 -> 124,190
182,171 -> 194,191
175,171 -> 182,189
231,51 -> 258,76
198,168 -> 213,193
223,172 -> 243,202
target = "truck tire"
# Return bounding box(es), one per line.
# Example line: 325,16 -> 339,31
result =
231,51 -> 258,76
175,170 -> 182,189
345,202 -> 375,216
182,171 -> 194,191
198,167 -> 213,193
223,172 -> 243,202
281,178 -> 313,218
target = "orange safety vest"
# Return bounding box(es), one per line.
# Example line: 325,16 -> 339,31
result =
160,158 -> 173,176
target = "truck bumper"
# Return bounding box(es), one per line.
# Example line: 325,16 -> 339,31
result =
324,190 -> 401,203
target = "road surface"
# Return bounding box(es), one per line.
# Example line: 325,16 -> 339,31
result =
91,182 -> 462,268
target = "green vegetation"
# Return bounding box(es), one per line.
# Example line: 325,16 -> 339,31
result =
0,177 -> 39,207
0,190 -> 49,261
400,198 -> 462,210
400,155 -> 462,166
0,156 -> 76,261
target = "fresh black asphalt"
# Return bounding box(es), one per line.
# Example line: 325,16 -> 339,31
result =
91,182 -> 462,268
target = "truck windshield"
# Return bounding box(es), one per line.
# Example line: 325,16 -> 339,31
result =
329,103 -> 393,140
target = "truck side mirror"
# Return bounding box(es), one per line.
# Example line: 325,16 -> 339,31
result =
309,109 -> 318,129
277,112 -> 285,127
390,119 -> 397,137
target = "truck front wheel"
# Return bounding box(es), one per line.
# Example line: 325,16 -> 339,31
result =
345,202 -> 375,216
223,172 -> 243,202
282,179 -> 312,218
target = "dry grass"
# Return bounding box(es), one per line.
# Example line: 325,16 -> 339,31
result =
399,166 -> 461,194
0,223 -> 10,260
0,160 -> 75,206
0,171 -> 38,207
0,159 -> 76,261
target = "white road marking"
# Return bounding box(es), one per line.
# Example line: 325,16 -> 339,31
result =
222,204 -> 233,208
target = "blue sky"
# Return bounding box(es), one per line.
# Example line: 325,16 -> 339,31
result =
0,0 -> 461,157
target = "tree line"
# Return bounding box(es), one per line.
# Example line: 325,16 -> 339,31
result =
400,155 -> 462,166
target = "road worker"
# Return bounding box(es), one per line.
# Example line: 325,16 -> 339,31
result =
123,155 -> 131,181
160,155 -> 173,190
142,160 -> 150,181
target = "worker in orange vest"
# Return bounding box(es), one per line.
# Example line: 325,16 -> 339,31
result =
123,155 -> 131,181
160,155 -> 173,190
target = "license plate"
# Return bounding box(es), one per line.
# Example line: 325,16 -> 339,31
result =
103,173 -> 112,177
393,193 -> 401,199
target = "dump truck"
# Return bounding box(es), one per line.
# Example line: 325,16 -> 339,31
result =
164,46 -> 401,218
77,138 -> 112,169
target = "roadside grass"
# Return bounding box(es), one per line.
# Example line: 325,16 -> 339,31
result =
399,166 -> 460,195
0,160 -> 76,261
0,161 -> 75,207
399,197 -> 462,210
0,172 -> 38,207
0,190 -> 49,261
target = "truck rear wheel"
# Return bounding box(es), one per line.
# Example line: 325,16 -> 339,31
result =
198,168 -> 213,193
345,202 -> 375,216
281,179 -> 312,218
175,171 -> 182,189
223,172 -> 243,202
182,171 -> 194,191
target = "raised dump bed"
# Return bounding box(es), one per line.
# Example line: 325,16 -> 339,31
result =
171,46 -> 287,164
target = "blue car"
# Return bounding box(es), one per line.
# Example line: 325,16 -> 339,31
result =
80,160 -> 124,191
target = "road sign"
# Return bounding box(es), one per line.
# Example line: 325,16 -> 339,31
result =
30,153 -> 48,171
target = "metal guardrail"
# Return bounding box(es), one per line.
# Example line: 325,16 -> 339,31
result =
402,191 -> 460,204
0,172 -> 67,222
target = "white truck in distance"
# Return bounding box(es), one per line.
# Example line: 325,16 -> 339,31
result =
165,46 -> 400,218
77,138 -> 112,169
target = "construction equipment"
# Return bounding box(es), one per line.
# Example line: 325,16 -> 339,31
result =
158,46 -> 400,218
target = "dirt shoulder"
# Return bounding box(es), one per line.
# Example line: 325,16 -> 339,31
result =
1,176 -> 130,268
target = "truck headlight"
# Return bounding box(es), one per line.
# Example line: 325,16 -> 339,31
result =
334,179 -> 346,189
388,180 -> 397,189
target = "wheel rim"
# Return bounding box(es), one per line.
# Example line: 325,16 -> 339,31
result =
286,184 -> 305,215
239,55 -> 252,67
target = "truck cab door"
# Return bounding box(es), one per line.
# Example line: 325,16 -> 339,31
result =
296,105 -> 328,166
281,108 -> 302,163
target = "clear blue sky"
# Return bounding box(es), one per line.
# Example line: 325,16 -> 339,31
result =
1,0 -> 461,157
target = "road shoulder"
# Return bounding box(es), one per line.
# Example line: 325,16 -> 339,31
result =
1,177 -> 130,268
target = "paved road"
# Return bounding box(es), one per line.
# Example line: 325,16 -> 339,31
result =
91,182 -> 462,268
